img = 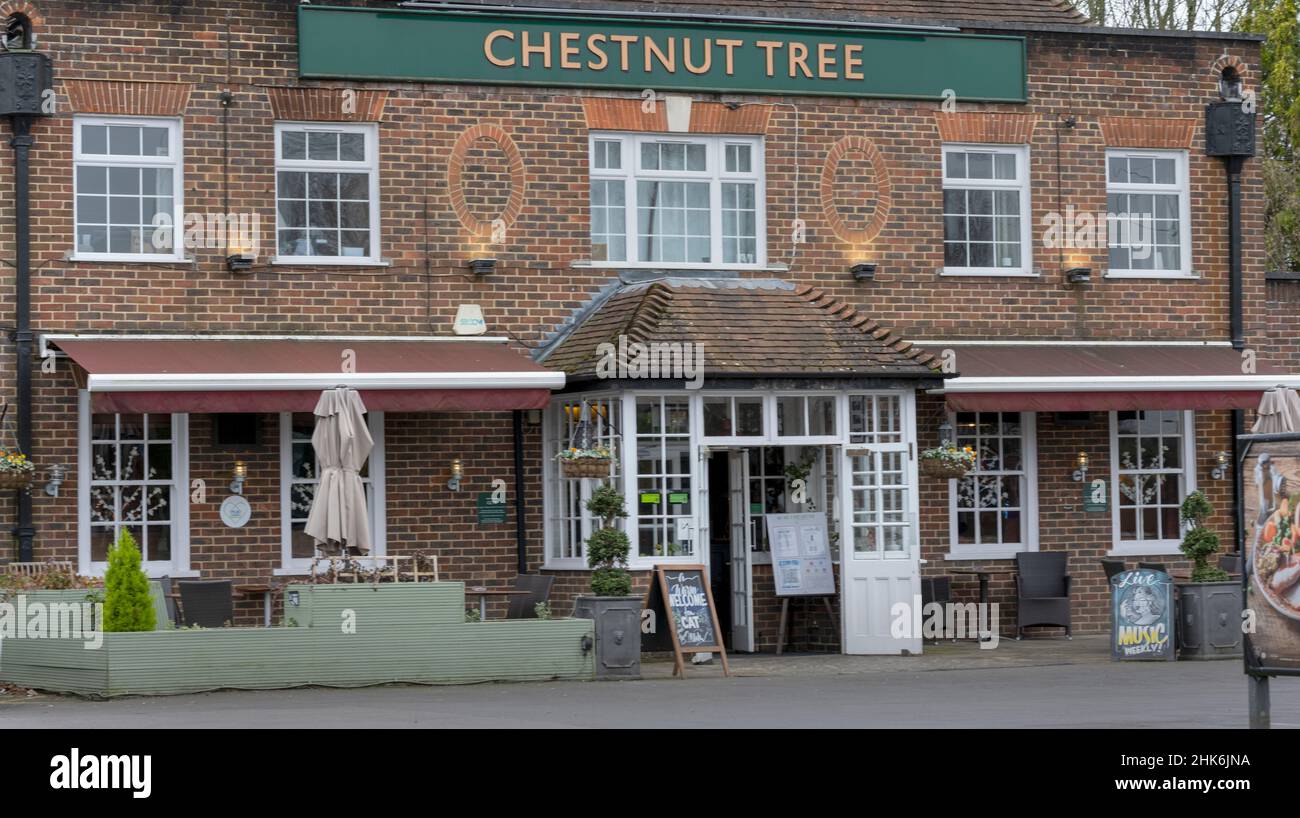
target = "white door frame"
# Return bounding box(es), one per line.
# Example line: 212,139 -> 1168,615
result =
728,449 -> 755,652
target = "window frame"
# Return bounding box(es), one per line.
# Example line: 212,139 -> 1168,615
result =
1103,148 -> 1193,279
1108,409 -> 1197,556
77,391 -> 192,578
71,115 -> 185,263
940,143 -> 1033,277
541,393 -> 623,570
945,411 -> 1039,561
587,132 -> 767,270
273,121 -> 382,266
276,411 -> 387,575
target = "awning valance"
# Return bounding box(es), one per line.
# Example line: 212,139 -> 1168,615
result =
933,343 -> 1300,412
49,335 -> 565,413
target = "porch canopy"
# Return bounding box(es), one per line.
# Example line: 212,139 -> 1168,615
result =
934,342 -> 1300,412
47,335 -> 564,413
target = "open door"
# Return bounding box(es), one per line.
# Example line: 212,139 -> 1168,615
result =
839,394 -> 921,655
728,450 -> 754,652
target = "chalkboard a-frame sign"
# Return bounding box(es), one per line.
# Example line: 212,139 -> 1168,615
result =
643,564 -> 731,678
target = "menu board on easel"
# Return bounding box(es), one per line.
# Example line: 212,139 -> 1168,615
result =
765,512 -> 836,597
643,564 -> 730,678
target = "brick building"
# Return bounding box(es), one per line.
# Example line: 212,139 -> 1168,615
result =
0,0 -> 1292,652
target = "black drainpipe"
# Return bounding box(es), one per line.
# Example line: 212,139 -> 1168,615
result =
1206,91 -> 1254,557
0,47 -> 52,561
513,409 -> 528,573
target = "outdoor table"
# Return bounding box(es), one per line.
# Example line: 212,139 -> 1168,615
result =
949,567 -> 1016,641
235,583 -> 279,627
467,587 -> 530,620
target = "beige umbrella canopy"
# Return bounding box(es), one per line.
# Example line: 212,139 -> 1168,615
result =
304,387 -> 374,553
1252,386 -> 1300,434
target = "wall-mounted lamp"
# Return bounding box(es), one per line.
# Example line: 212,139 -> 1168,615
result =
1072,451 -> 1089,482
226,253 -> 255,274
937,419 -> 953,445
448,458 -> 464,491
229,460 -> 247,495
1218,67 -> 1244,102
1211,450 -> 1231,480
468,257 -> 497,276
1065,267 -> 1092,285
850,262 -> 877,281
525,409 -> 542,426
44,464 -> 64,498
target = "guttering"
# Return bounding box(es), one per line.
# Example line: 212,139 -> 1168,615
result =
84,372 -> 566,393
934,375 -> 1300,394
396,2 -> 960,32
40,333 -> 512,358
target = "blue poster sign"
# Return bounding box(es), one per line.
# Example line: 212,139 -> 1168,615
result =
1111,569 -> 1175,661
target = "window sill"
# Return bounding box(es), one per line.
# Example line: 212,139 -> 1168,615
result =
944,548 -> 1026,561
938,268 -> 1039,278
69,254 -> 192,264
272,257 -> 391,267
1102,270 -> 1200,280
571,260 -> 787,273
1106,544 -> 1184,558
540,561 -> 588,572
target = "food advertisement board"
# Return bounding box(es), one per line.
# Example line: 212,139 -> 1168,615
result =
1241,433 -> 1300,675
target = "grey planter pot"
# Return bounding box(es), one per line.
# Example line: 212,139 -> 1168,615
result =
1175,580 -> 1243,659
573,595 -> 641,680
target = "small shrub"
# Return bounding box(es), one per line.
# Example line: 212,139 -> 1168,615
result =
102,529 -> 156,633
584,485 -> 631,596
1179,491 -> 1230,583
534,601 -> 553,620
464,608 -> 481,623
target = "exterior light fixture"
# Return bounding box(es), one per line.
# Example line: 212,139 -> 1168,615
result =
230,460 -> 247,495
850,262 -> 877,281
1212,450 -> 1231,480
1065,267 -> 1091,284
1218,67 -> 1244,102
43,464 -> 64,497
448,458 -> 464,491
1072,451 -> 1089,482
468,257 -> 497,276
226,253 -> 255,273
525,409 -> 542,426
937,419 -> 953,445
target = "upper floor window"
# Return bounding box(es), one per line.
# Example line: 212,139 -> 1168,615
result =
73,117 -> 183,261
1106,149 -> 1191,277
942,144 -> 1031,275
589,133 -> 765,268
275,122 -> 380,264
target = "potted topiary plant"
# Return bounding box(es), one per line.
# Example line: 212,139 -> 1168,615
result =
103,528 -> 157,633
571,484 -> 641,679
1174,490 -> 1242,659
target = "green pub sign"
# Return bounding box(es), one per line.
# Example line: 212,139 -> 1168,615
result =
298,6 -> 1027,102
476,492 -> 507,525
1083,478 -> 1109,513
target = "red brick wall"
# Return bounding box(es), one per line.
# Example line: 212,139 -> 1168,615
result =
0,1 -> 1274,641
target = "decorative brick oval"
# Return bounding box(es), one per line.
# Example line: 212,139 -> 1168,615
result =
820,136 -> 891,245
448,124 -> 526,237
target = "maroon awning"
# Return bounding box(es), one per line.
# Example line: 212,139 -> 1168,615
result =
51,336 -> 564,413
939,344 -> 1298,412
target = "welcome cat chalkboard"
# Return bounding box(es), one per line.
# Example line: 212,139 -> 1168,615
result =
643,564 -> 730,678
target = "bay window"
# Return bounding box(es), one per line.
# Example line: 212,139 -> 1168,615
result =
588,133 -> 765,267
543,395 -> 622,566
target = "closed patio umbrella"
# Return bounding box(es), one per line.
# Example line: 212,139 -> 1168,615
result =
304,387 -> 374,553
1252,386 -> 1300,434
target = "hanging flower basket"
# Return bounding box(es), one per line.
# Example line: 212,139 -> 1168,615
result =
919,444 -> 977,479
557,445 -> 613,479
0,446 -> 36,490
559,455 -> 613,478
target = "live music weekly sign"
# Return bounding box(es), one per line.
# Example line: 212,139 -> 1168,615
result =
298,6 -> 1027,102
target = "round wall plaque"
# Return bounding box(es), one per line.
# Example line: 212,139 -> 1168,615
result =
220,494 -> 252,528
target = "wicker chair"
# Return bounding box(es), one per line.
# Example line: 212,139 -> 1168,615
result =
1015,552 -> 1072,639
1137,561 -> 1167,574
506,574 -> 555,619
176,580 -> 234,627
1100,559 -> 1126,582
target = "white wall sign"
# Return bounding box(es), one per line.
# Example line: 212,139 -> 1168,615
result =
765,512 -> 835,597
453,303 -> 487,335
220,494 -> 252,528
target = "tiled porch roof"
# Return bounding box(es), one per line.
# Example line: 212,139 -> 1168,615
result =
537,277 -> 941,382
